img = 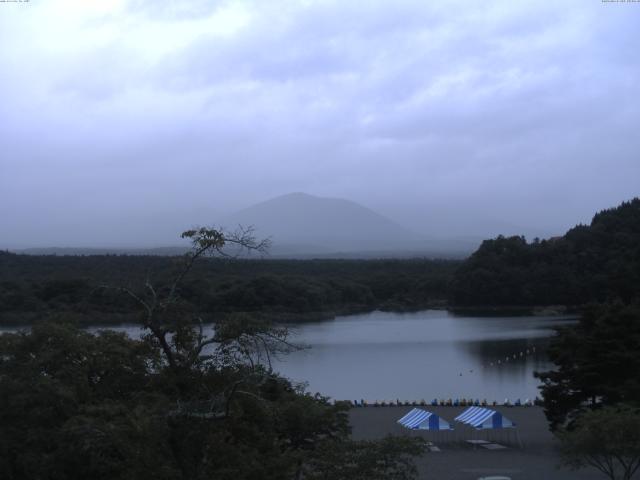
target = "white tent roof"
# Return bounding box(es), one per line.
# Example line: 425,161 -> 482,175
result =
397,408 -> 453,430
454,406 -> 515,429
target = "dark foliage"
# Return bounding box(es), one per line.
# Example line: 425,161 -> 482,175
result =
0,321 -> 373,480
0,254 -> 457,325
0,226 -> 426,479
451,198 -> 640,306
535,303 -> 640,430
558,406 -> 640,480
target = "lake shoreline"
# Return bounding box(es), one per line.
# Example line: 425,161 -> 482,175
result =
2,310 -> 571,404
0,304 -> 581,328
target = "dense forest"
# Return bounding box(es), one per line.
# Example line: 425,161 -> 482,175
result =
0,254 -> 457,325
451,198 -> 640,307
2,198 -> 638,326
0,228 -> 426,480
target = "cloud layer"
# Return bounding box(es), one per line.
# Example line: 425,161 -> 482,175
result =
1,0 -> 639,247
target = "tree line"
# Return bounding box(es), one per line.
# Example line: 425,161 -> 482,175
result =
0,253 -> 457,326
451,198 -> 640,307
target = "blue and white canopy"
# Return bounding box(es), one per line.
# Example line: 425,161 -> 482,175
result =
397,408 -> 453,431
454,407 -> 515,429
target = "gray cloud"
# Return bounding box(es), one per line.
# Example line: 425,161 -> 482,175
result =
1,0 -> 638,248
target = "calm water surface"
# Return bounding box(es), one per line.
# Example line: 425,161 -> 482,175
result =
2,310 -> 575,402
271,310 -> 576,402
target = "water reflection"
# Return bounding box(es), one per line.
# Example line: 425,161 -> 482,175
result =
0,310 -> 576,402
272,310 -> 576,402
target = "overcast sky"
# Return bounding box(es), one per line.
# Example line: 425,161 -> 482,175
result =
1,0 -> 639,247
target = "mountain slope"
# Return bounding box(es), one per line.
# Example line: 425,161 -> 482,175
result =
451,197 -> 640,306
223,193 -> 426,254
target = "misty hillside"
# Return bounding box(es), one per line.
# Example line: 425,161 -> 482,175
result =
10,193 -> 479,258
223,193 -> 429,255
452,197 -> 640,306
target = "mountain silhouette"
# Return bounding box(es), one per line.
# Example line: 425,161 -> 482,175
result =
223,192 -> 426,255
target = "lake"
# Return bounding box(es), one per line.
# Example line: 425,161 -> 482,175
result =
271,310 -> 576,403
1,309 -> 576,402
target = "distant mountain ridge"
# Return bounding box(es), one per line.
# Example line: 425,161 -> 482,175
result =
13,247 -> 190,257
9,193 -> 480,258
223,192 -> 427,255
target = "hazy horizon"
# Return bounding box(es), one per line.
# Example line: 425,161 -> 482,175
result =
1,1 -> 638,249
4,191 -> 634,252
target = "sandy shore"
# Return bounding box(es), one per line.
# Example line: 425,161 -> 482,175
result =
349,406 -> 604,480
